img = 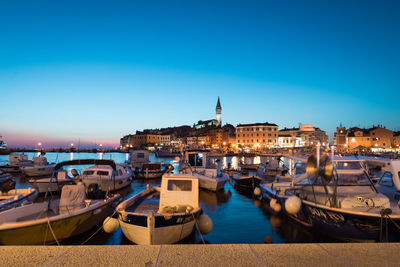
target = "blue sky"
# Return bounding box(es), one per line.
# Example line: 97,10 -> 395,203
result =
1,0 -> 399,147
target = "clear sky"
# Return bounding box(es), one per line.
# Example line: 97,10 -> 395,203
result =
1,0 -> 399,148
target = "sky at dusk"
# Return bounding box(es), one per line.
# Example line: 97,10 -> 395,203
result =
1,0 -> 399,148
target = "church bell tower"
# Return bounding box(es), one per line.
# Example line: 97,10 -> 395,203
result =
216,96 -> 222,126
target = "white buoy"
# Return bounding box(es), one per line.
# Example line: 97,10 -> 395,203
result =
254,187 -> 261,197
270,198 -> 277,209
198,214 -> 213,235
284,196 -> 302,215
273,203 -> 281,213
103,217 -> 119,234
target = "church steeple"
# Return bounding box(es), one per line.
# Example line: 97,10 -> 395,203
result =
216,96 -> 222,126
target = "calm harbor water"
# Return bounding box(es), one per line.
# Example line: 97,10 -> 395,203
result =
0,152 -> 336,245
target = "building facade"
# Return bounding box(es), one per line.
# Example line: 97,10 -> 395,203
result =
278,124 -> 329,148
236,123 -> 278,148
334,125 -> 395,152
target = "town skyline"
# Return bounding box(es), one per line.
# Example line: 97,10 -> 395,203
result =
1,1 -> 400,148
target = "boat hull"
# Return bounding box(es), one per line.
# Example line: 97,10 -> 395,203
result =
197,175 -> 228,191
233,176 -> 262,190
0,195 -> 121,245
22,165 -> 55,177
119,209 -> 201,245
260,184 -> 400,241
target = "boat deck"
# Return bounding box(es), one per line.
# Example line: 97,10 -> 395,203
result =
126,192 -> 160,214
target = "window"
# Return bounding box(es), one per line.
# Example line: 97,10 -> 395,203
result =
379,172 -> 394,187
82,170 -> 95,175
97,171 -> 109,176
167,180 -> 192,191
188,153 -> 203,167
137,153 -> 145,158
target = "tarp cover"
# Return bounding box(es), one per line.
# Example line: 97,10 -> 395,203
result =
59,184 -> 86,214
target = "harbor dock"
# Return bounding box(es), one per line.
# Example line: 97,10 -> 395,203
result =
1,243 -> 399,267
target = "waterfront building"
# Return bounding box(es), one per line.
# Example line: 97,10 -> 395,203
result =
278,124 -> 329,148
334,125 -> 395,152
120,133 -> 171,149
394,132 -> 400,149
236,122 -> 278,148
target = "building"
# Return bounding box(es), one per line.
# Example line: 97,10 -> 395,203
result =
278,124 -> 329,148
216,96 -> 222,126
334,125 -> 395,152
195,97 -> 222,129
120,133 -> 171,149
393,132 -> 400,149
236,122 -> 278,148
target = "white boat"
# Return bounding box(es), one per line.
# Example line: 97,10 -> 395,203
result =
117,174 -> 204,245
182,150 -> 228,191
257,158 -> 289,178
0,187 -> 38,212
130,150 -> 150,169
29,170 -> 75,193
0,154 -> 33,173
0,183 -> 121,245
78,162 -> 133,191
21,156 -> 55,177
365,158 -> 400,200
260,156 -> 400,241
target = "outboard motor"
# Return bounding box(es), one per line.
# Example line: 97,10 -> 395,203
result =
86,183 -> 105,199
71,168 -> 79,177
0,177 -> 16,193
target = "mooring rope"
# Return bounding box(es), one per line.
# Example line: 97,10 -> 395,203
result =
47,207 -> 118,266
192,213 -> 206,244
46,217 -> 60,246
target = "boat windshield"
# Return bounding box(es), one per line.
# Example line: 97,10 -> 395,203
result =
333,171 -> 372,186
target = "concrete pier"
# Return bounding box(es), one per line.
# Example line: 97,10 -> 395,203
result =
0,243 -> 399,267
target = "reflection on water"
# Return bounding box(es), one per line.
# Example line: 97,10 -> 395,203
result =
0,152 -> 339,245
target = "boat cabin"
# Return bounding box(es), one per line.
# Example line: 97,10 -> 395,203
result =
160,174 -> 199,211
130,150 -> 150,168
9,154 -> 31,166
184,150 -> 219,173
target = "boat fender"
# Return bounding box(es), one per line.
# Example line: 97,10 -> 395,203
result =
273,203 -> 281,213
198,214 -> 213,235
103,217 -> 119,234
253,187 -> 261,197
270,198 -> 277,209
285,196 -> 301,215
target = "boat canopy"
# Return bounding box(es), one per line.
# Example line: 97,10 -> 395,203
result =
54,159 -> 116,171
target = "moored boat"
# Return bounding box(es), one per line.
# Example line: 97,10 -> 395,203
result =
182,150 -> 229,191
134,162 -> 174,179
0,159 -> 122,245
77,162 -> 133,191
260,156 -> 400,241
0,187 -> 38,212
232,174 -> 263,191
21,156 -> 55,177
117,174 -> 209,245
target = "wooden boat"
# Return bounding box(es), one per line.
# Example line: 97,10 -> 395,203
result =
117,174 -> 203,245
0,188 -> 38,212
